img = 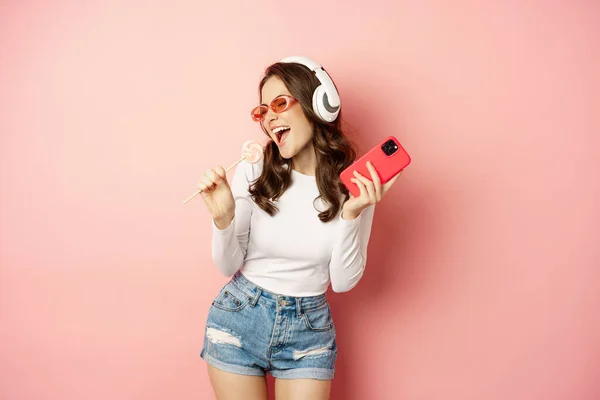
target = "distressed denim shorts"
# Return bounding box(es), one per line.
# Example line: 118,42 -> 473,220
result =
200,271 -> 337,380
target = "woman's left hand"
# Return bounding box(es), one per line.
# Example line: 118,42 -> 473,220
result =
341,161 -> 402,220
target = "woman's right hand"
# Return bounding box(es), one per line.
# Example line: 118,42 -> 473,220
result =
197,166 -> 235,229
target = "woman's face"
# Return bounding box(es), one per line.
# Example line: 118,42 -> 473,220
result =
260,76 -> 314,160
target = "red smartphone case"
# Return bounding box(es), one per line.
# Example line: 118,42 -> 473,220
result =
340,136 -> 411,198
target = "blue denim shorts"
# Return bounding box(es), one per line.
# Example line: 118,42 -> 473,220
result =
200,271 -> 337,380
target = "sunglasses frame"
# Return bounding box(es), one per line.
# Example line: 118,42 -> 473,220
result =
251,95 -> 298,122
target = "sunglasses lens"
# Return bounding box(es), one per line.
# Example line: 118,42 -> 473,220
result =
271,97 -> 289,112
251,106 -> 267,121
251,96 -> 294,122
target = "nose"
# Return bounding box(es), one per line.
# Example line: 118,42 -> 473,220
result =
264,108 -> 278,127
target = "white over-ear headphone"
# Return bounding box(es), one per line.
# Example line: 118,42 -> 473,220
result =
279,56 -> 341,123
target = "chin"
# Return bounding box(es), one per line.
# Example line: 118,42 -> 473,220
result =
279,150 -> 295,160
276,143 -> 296,160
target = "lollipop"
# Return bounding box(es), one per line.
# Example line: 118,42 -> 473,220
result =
183,140 -> 264,204
240,140 -> 264,163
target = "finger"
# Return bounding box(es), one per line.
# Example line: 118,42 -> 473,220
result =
200,174 -> 214,187
204,169 -> 218,185
351,178 -> 368,199
197,182 -> 208,192
214,166 -> 227,182
198,175 -> 215,191
206,168 -> 223,185
366,162 -> 382,201
353,170 -> 375,201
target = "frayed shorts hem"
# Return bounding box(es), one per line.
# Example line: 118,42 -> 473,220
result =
201,352 -> 334,381
201,352 -> 265,377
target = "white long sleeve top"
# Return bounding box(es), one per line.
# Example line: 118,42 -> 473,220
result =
211,158 -> 375,297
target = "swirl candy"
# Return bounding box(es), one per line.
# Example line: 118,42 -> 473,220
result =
241,140 -> 264,164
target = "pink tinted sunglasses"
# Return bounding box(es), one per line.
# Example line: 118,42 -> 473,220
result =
251,95 -> 298,122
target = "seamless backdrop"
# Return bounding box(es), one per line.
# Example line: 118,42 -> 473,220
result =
1,1 -> 599,399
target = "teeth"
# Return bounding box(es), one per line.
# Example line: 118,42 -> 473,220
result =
273,126 -> 290,134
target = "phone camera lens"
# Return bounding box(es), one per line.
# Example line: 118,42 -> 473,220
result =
381,140 -> 398,156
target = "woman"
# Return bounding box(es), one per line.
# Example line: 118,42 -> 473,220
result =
197,56 -> 400,400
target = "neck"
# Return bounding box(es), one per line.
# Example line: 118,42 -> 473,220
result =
291,143 -> 317,176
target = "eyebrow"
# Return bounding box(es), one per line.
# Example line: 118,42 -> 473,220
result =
261,94 -> 289,105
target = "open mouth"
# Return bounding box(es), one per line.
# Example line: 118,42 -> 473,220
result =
272,126 -> 290,145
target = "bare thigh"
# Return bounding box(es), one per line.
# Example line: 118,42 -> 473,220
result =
275,378 -> 331,400
207,364 -> 268,400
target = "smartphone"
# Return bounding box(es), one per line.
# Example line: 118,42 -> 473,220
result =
340,136 -> 411,198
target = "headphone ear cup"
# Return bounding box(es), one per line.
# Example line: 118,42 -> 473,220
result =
313,85 -> 338,122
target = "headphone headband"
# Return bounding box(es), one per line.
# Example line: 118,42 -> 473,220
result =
280,56 -> 321,71
279,56 -> 341,122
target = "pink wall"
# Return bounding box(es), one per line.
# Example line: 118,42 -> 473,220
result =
1,1 -> 599,399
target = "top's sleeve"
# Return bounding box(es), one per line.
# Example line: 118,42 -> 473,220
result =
210,161 -> 258,276
328,204 -> 376,292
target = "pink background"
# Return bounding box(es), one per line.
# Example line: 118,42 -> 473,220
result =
1,1 -> 599,399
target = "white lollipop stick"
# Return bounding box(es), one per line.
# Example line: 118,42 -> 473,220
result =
183,140 -> 264,204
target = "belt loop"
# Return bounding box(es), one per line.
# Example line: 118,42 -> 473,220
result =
250,288 -> 262,307
295,298 -> 302,318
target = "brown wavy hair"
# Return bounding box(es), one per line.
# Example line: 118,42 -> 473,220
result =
248,61 -> 357,223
